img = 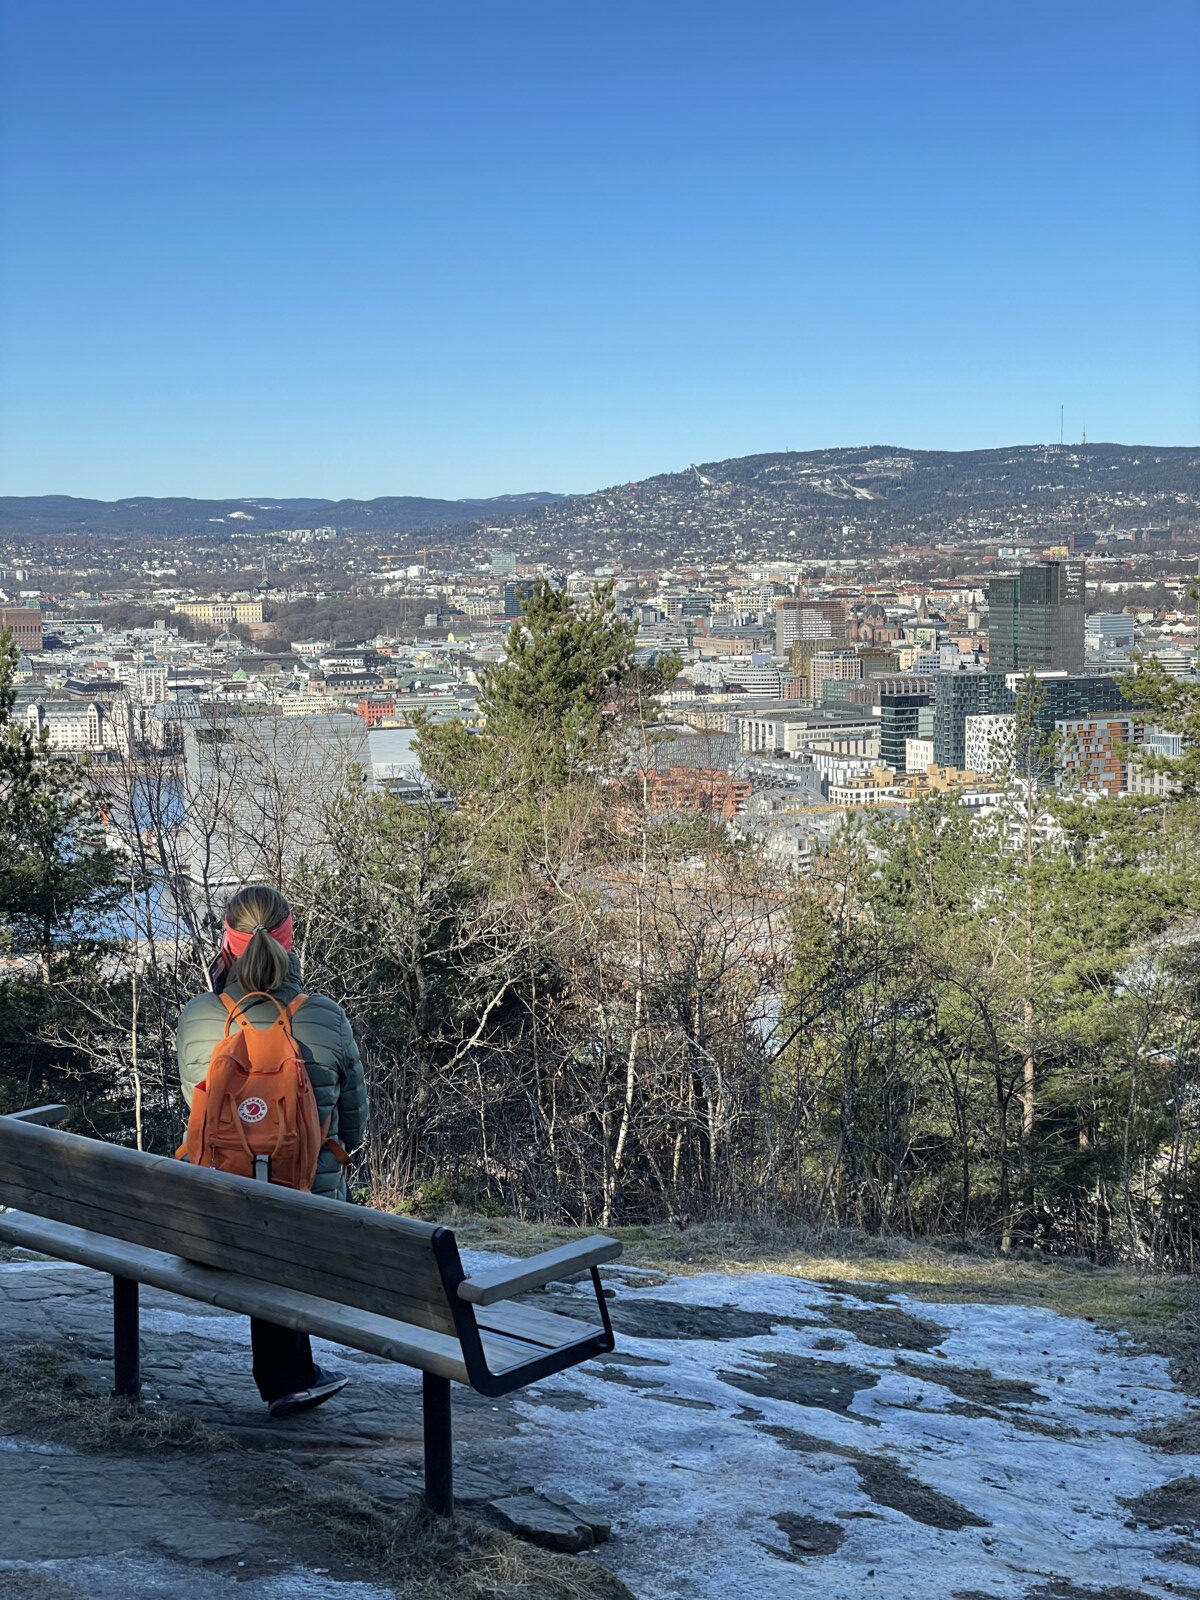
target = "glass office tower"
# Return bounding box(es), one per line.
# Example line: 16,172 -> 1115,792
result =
988,560 -> 1085,673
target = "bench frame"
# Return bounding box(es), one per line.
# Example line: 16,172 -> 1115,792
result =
1,1106 -> 619,1515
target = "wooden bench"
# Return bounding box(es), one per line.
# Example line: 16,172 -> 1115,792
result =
0,1106 -> 621,1514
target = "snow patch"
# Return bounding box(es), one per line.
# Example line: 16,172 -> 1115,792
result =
466,1267 -> 1200,1600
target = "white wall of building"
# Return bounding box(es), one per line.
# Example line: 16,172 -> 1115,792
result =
905,736 -> 935,774
965,712 -> 1016,776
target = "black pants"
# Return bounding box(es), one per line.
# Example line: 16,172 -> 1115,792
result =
250,1318 -> 317,1403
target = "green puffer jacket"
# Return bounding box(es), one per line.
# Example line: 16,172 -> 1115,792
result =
176,957 -> 368,1200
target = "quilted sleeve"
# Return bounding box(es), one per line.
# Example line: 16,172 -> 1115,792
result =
175,994 -> 224,1109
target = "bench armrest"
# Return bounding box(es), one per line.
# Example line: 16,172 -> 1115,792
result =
6,1104 -> 69,1126
458,1235 -> 622,1307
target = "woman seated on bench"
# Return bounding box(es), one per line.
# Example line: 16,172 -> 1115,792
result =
176,884 -> 369,1419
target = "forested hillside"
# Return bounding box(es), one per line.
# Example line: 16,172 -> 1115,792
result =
5,444 -> 1196,558
461,443 -> 1200,562
0,490 -> 565,539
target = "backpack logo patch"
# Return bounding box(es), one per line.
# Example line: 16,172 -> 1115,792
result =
238,1096 -> 269,1124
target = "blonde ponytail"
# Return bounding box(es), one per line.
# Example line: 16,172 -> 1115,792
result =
224,884 -> 292,993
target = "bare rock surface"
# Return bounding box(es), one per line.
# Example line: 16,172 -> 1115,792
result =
485,1491 -> 611,1551
0,1259 -> 598,1598
3,1253 -> 1200,1599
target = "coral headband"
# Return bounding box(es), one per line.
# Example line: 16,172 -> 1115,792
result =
221,912 -> 293,962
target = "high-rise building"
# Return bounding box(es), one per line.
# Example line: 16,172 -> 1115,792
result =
879,691 -> 933,773
801,600 -> 847,636
774,600 -> 800,655
964,712 -> 1016,776
933,672 -> 1015,768
0,608 -> 42,651
971,675 -> 1126,780
503,580 -> 536,617
1023,673 -> 1124,731
809,649 -> 861,701
987,560 -> 1085,673
1055,714 -> 1142,797
1086,613 -> 1135,650
774,599 -> 846,655
789,636 -> 843,679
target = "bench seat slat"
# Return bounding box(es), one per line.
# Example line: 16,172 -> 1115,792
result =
475,1297 -> 604,1350
0,1121 -> 454,1334
0,1211 -> 533,1383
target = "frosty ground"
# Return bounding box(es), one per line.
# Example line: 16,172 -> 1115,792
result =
1,1246 -> 1198,1600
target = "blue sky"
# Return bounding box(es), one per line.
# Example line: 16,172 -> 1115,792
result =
0,1 -> 1196,499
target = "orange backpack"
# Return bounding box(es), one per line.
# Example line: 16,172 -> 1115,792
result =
177,991 -> 343,1191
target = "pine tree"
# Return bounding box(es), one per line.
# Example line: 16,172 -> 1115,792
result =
418,578 -> 677,799
0,628 -> 121,1112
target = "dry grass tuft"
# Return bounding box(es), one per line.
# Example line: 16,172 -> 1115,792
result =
1137,1408 -> 1200,1455
0,1342 -> 236,1454
252,1473 -> 635,1600
0,1343 -> 635,1598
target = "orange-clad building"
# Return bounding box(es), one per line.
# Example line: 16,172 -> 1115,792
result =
1056,715 -> 1142,797
357,696 -> 395,727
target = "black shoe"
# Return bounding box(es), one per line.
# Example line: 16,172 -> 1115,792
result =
267,1368 -> 349,1419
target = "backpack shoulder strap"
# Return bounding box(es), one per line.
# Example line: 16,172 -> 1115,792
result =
216,990 -> 307,1039
281,994 -> 308,1027
220,990 -> 289,1035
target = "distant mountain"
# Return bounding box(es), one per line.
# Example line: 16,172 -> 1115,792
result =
0,491 -> 567,539
3,445 -> 1197,556
448,443 -> 1200,561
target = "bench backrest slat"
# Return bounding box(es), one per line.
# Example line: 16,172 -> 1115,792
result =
0,1119 -> 460,1335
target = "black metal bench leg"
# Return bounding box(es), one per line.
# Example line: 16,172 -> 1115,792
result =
112,1276 -> 140,1398
423,1372 -> 453,1516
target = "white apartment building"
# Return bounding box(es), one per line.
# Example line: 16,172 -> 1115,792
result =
807,748 -> 881,788
111,661 -> 170,703
1145,646 -> 1196,679
26,699 -> 132,755
279,693 -> 333,716
1126,727 -> 1185,797
965,712 -> 1016,776
905,736 -> 935,774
